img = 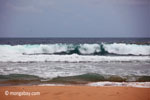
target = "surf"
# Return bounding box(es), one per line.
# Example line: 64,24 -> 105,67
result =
0,43 -> 150,56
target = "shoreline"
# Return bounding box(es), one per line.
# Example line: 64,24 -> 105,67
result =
0,82 -> 150,88
0,85 -> 150,100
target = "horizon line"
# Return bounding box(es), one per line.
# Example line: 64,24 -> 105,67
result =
0,37 -> 150,38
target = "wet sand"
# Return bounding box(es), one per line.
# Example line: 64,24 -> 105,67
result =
0,86 -> 149,100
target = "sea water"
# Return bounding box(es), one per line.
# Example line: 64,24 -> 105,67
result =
0,38 -> 150,87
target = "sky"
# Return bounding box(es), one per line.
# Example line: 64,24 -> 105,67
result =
0,0 -> 150,37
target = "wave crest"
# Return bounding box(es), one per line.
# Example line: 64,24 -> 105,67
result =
0,43 -> 149,56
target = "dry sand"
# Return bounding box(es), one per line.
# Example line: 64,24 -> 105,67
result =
0,86 -> 149,100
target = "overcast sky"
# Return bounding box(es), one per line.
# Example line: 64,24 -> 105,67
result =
0,0 -> 150,37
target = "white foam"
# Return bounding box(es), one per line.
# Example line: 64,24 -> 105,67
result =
0,43 -> 150,56
0,54 -> 149,62
0,44 -> 70,55
0,43 -> 150,62
79,44 -> 100,54
37,82 -> 150,88
87,82 -> 150,88
104,43 -> 150,55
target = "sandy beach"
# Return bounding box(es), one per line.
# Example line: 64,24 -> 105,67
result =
0,86 -> 149,100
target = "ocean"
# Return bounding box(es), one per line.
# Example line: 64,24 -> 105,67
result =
0,38 -> 150,87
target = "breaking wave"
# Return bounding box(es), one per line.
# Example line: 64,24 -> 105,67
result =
0,43 -> 150,56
